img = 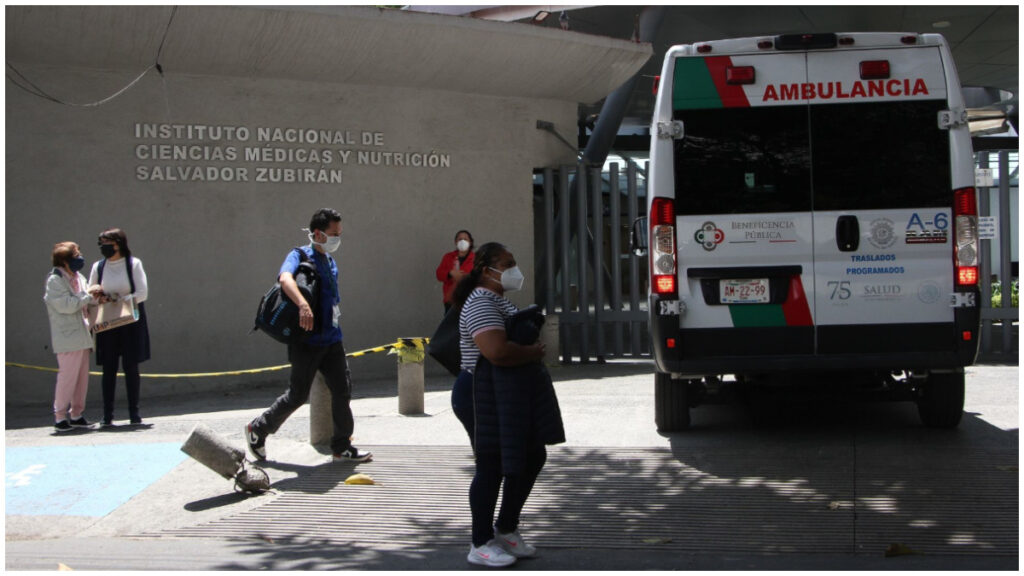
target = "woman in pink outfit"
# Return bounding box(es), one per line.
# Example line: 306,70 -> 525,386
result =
43,242 -> 97,432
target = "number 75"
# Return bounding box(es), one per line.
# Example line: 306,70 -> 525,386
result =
828,281 -> 851,300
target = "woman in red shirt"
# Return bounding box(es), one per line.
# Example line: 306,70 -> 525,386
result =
436,230 -> 475,314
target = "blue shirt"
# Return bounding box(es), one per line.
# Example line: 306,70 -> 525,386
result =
280,245 -> 342,346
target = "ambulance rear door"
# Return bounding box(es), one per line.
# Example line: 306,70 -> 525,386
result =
806,45 -> 957,360
671,50 -> 817,364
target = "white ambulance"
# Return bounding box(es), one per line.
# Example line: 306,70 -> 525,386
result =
645,33 -> 981,430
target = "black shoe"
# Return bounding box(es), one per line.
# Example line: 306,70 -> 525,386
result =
54,420 -> 73,433
245,422 -> 267,460
333,446 -> 372,462
69,417 -> 93,428
130,417 -> 143,425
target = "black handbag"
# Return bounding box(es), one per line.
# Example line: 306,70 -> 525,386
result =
252,248 -> 320,344
427,306 -> 462,376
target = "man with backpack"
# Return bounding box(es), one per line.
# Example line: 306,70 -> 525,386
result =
246,208 -> 372,463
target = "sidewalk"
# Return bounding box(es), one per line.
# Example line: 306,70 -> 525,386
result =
5,361 -> 1019,571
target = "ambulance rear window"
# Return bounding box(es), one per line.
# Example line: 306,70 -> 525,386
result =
811,100 -> 951,210
671,99 -> 951,215
672,106 -> 811,215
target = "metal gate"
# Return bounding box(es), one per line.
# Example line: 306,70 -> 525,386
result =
976,148 -> 1019,359
535,162 -> 650,363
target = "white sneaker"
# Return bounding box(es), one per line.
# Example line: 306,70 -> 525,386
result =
467,540 -> 517,567
494,527 -> 537,558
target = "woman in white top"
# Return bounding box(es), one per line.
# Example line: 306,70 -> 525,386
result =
43,241 -> 97,432
88,228 -> 150,427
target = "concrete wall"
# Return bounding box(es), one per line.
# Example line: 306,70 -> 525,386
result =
6,6 -> 651,403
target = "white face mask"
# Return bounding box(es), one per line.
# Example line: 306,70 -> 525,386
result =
456,239 -> 471,253
309,232 -> 341,253
489,265 -> 525,292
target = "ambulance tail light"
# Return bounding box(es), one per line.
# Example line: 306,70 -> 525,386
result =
860,60 -> 891,80
650,197 -> 678,296
953,187 -> 979,287
726,66 -> 756,85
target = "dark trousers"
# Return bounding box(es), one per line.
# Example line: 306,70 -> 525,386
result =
452,369 -> 547,546
101,356 -> 141,422
471,445 -> 546,547
252,341 -> 354,454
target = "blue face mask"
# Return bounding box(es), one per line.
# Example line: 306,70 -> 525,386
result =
68,256 -> 86,273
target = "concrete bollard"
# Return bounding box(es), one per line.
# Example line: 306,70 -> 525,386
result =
181,423 -> 245,479
398,358 -> 424,415
309,371 -> 332,448
181,423 -> 270,493
540,314 -> 560,366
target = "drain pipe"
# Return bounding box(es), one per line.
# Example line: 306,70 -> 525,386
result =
581,5 -> 664,166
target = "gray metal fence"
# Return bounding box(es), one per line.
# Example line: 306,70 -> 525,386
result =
536,163 -> 650,363
976,149 -> 1019,359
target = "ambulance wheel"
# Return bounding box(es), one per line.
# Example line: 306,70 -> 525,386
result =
917,371 -> 964,429
655,372 -> 691,431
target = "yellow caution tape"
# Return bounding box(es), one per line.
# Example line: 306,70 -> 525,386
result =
388,337 -> 427,364
5,338 -> 430,379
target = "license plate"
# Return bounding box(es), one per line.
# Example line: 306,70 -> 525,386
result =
720,278 -> 769,304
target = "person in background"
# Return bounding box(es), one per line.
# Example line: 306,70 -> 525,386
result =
436,230 -> 475,315
246,208 -> 372,463
88,228 -> 150,427
43,242 -> 97,433
449,242 -> 554,568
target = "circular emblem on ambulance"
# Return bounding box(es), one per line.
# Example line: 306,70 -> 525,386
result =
918,282 -> 941,304
694,222 -> 725,251
868,218 -> 896,249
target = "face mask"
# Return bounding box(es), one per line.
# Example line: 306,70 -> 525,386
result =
490,265 -> 525,292
100,244 -> 116,258
456,239 -> 471,252
309,232 -> 341,253
68,256 -> 86,272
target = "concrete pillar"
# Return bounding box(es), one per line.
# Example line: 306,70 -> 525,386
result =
398,359 -> 424,415
540,314 -> 561,366
309,371 -> 332,447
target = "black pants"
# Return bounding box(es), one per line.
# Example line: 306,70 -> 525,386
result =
470,445 -> 547,547
453,370 -> 547,546
101,356 -> 140,422
251,341 -> 354,454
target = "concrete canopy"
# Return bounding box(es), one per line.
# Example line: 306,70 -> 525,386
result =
5,5 -> 652,104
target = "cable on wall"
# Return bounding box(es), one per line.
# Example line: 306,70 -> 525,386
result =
5,6 -> 177,107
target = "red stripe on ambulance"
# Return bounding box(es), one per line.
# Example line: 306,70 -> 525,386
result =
705,56 -> 751,108
764,78 -> 929,102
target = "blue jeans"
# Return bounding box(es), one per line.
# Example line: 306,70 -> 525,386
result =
451,370 -> 475,444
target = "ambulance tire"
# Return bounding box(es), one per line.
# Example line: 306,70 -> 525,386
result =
916,372 -> 964,429
655,372 -> 691,431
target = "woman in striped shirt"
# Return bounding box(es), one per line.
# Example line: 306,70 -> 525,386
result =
449,242 -> 546,567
